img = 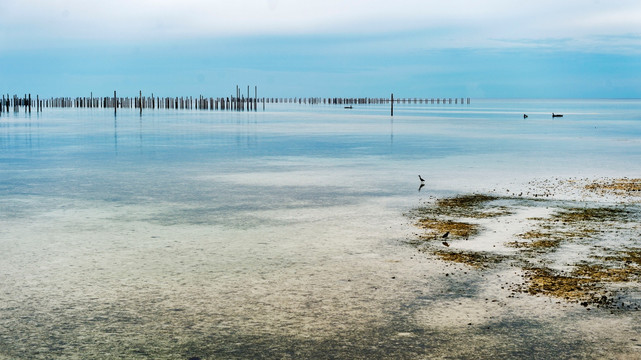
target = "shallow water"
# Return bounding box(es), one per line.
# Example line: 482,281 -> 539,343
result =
1,100 -> 641,358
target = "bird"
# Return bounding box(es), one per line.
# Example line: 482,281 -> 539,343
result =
442,241 -> 450,247
442,231 -> 450,238
523,114 -> 528,119
418,175 -> 425,183
418,183 -> 425,192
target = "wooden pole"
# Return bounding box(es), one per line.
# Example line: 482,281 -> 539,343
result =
113,90 -> 117,116
139,90 -> 142,115
390,93 -> 394,116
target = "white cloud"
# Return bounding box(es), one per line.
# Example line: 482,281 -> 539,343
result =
1,0 -> 640,51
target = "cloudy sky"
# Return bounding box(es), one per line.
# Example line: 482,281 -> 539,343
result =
1,0 -> 640,98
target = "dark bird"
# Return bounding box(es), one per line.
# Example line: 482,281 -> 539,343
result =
418,175 -> 425,183
442,241 -> 450,247
442,231 -> 449,238
552,113 -> 563,118
523,114 -> 528,119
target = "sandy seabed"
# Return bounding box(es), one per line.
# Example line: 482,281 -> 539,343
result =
1,177 -> 641,359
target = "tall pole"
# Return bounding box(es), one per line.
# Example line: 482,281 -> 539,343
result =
139,90 -> 143,115
391,93 -> 394,116
114,90 -> 117,116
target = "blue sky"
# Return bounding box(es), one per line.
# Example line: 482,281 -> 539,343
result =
1,0 -> 640,99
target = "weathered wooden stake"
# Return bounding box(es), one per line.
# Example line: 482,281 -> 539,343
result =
114,90 -> 117,115
391,93 -> 394,116
139,90 -> 143,115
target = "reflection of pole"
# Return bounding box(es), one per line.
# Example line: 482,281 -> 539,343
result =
114,116 -> 118,155
390,93 -> 394,116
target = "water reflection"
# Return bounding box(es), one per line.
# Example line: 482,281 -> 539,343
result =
113,114 -> 118,155
139,117 -> 143,154
0,112 -> 38,152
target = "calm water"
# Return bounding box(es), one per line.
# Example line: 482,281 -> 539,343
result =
1,99 -> 641,358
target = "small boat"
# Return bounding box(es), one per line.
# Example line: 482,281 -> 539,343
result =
552,113 -> 563,118
344,106 -> 353,109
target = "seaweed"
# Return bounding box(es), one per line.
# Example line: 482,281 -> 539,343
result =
433,250 -> 507,268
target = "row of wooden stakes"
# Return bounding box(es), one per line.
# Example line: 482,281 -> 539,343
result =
1,91 -> 471,115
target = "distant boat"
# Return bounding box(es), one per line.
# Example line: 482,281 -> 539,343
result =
523,114 -> 528,119
552,113 -> 563,118
344,106 -> 353,109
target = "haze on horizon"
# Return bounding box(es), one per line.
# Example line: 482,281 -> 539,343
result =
1,0 -> 640,98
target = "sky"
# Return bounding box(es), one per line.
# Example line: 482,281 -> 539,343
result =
1,0 -> 640,99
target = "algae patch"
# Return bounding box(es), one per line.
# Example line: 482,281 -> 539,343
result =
554,206 -> 632,223
416,218 -> 478,239
414,194 -> 511,219
433,250 -> 508,268
521,267 -> 604,304
585,178 -> 641,195
519,260 -> 641,306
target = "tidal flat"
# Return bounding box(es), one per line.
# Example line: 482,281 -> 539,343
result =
410,178 -> 641,307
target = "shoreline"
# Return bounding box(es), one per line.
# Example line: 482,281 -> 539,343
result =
408,177 -> 641,310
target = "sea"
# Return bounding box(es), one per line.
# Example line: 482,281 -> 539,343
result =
1,99 -> 640,358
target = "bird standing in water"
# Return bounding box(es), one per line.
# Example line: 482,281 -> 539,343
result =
441,231 -> 450,246
418,175 -> 425,183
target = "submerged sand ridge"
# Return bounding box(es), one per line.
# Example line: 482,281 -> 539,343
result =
409,177 -> 641,309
